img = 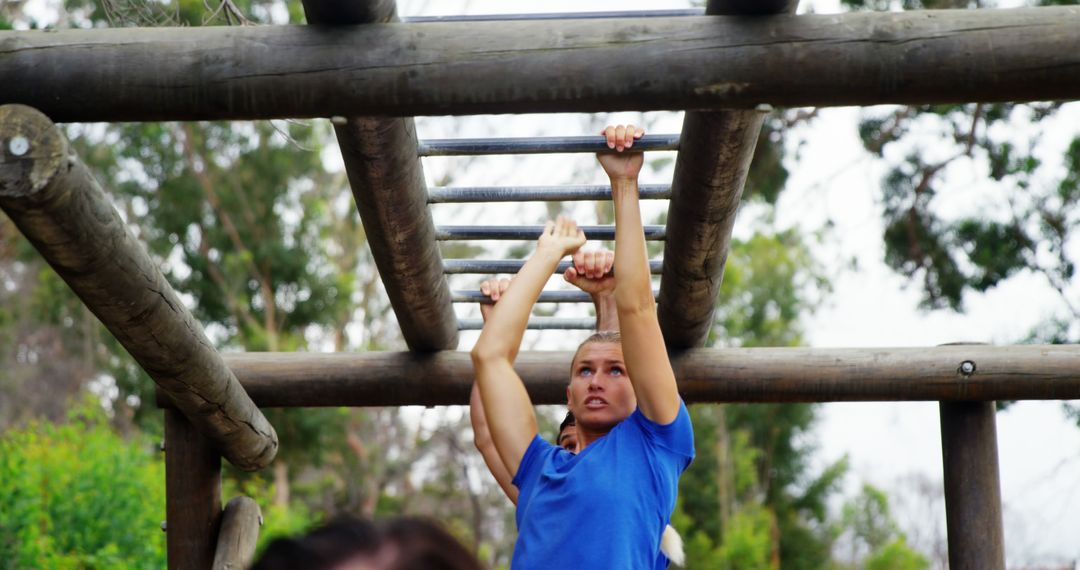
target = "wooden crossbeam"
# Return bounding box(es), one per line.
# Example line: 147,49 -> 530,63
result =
301,0 -> 457,351
153,345 -> 1080,407
0,104 -> 277,471
2,7 -> 1078,122
659,0 -> 798,349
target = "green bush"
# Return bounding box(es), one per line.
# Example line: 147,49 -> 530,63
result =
0,401 -> 166,569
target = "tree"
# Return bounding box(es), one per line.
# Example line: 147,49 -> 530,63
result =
0,399 -> 166,568
843,0 -> 1080,325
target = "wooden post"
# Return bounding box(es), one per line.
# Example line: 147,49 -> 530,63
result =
166,410 -> 222,570
659,0 -> 798,349
212,496 -> 262,570
0,104 -> 277,470
302,0 -> 458,351
2,7 -> 1079,121
940,401 -> 1006,568
152,345 -> 1080,407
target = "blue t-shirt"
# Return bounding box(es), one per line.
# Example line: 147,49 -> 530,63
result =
510,401 -> 694,569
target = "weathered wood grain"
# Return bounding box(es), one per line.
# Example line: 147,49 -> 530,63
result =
302,0 -> 457,351
659,0 -> 798,349
152,345 -> 1080,407
1,8 -> 1078,121
0,104 -> 277,470
166,410 -> 222,570
212,496 -> 262,570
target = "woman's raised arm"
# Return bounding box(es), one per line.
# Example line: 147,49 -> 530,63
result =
470,217 -> 585,476
598,125 -> 681,425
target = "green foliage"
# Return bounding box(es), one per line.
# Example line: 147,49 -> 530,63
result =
864,538 -> 929,570
0,399 -> 166,568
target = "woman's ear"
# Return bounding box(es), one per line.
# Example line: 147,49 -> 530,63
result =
566,385 -> 572,407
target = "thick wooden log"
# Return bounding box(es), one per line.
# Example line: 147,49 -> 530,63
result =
303,0 -> 457,351
940,401 -> 1006,569
2,8 -> 1079,121
659,0 -> 797,349
153,345 -> 1080,407
212,496 -> 262,570
166,410 -> 223,570
0,104 -> 277,470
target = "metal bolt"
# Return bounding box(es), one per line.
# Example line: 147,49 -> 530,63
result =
755,103 -> 774,114
161,521 -> 168,532
258,515 -> 265,527
959,360 -> 976,376
8,136 -> 29,156
330,116 -> 348,126
159,440 -> 166,452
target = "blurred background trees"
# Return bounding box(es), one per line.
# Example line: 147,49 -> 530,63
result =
2,0 -> 1077,568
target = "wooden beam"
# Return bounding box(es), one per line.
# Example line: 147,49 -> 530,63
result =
659,0 -> 797,349
166,410 -> 222,570
2,7 -> 1079,121
940,402 -> 1006,569
0,104 -> 277,471
152,345 -> 1080,407
302,0 -> 457,351
212,496 -> 262,570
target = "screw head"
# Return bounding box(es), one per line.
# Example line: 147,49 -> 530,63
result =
8,136 -> 29,156
161,521 -> 168,532
959,360 -> 976,375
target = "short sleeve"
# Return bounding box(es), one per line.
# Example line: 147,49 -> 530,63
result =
512,434 -> 553,489
630,399 -> 695,460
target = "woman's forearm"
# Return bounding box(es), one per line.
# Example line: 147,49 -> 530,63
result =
472,247 -> 563,363
611,178 -> 655,315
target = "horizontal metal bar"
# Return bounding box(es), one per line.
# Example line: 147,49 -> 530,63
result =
418,134 -> 680,157
458,317 -> 596,330
443,259 -> 663,274
427,184 -> 672,203
403,9 -> 705,23
435,225 -> 665,241
453,289 -> 660,303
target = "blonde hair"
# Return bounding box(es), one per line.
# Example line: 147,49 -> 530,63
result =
570,331 -> 622,373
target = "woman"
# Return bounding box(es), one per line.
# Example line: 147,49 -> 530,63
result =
471,125 -> 694,569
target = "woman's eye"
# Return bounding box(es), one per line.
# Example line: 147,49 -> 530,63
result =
610,367 -> 624,376
579,367 -> 592,376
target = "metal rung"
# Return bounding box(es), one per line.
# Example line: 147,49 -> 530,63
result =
458,317 -> 596,330
435,225 -> 664,241
453,290 -> 660,303
443,259 -> 663,274
418,134 -> 680,157
403,9 -> 704,23
428,184 -> 672,203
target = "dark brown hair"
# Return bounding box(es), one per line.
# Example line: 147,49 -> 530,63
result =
251,515 -> 484,570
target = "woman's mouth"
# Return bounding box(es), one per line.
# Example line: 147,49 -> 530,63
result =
584,397 -> 607,409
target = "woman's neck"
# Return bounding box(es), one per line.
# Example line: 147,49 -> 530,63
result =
576,425 -> 612,450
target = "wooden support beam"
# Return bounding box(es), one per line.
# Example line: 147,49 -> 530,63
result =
940,401 -> 1006,569
302,0 -> 457,351
212,496 -> 262,570
659,0 -> 797,349
153,345 -> 1080,407
166,410 -> 223,570
2,7 -> 1079,121
0,104 -> 277,470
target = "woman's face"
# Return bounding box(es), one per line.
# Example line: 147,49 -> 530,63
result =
566,342 -> 637,433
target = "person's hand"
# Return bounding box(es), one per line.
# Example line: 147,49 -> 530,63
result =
596,124 -> 645,182
536,216 -> 586,259
479,277 -> 511,322
564,249 -> 615,297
